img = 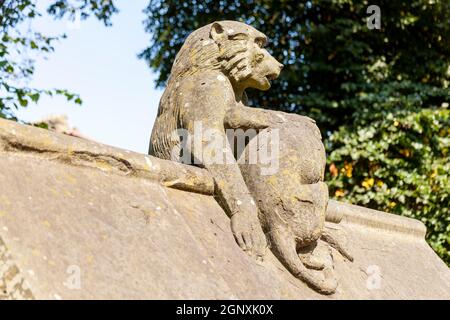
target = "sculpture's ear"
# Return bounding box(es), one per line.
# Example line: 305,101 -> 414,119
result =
210,22 -> 227,43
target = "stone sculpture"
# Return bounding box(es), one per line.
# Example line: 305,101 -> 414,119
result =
149,20 -> 352,294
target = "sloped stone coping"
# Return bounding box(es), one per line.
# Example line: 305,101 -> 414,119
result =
0,118 -> 214,195
0,118 -> 426,239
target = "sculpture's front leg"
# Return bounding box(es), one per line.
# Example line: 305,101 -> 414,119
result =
180,76 -> 268,260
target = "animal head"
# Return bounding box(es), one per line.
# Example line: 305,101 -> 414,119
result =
170,20 -> 284,91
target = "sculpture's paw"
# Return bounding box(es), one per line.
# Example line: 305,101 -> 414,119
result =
231,210 -> 267,260
296,267 -> 338,295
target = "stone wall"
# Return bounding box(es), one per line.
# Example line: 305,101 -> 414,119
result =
0,118 -> 449,299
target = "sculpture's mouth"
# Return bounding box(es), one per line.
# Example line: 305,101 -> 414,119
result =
265,72 -> 279,81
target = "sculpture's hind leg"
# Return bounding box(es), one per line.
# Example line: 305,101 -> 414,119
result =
267,227 -> 338,295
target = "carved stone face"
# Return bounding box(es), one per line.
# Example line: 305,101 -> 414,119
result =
244,42 -> 284,91
210,21 -> 284,91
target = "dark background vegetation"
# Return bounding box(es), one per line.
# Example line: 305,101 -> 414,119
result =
1,0 -> 449,264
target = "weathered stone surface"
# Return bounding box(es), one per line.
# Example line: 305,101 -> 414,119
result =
1,118 -> 449,299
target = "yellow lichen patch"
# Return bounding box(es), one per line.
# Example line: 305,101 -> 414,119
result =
0,210 -> 7,218
0,195 -> 11,206
49,188 -> 59,196
86,254 -> 95,265
94,159 -> 113,172
42,220 -> 51,228
216,179 -> 225,189
63,189 -> 74,198
266,175 -> 278,187
289,195 -> 300,206
281,169 -> 292,177
66,146 -> 74,156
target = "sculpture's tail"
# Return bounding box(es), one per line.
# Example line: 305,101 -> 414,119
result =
321,229 -> 354,262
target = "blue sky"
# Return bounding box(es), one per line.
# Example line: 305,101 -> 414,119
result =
15,0 -> 163,153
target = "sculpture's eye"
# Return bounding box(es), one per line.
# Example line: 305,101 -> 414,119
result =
255,53 -> 264,63
228,33 -> 247,41
255,37 -> 266,48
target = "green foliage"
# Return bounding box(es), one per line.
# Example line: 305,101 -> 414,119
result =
327,87 -> 450,264
0,0 -> 117,120
47,0 -> 118,26
140,1 -> 449,129
141,0 -> 450,263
